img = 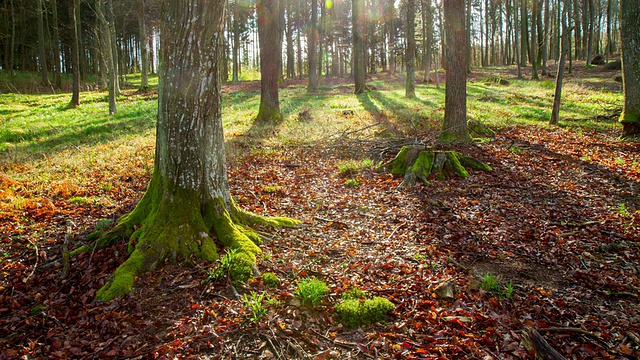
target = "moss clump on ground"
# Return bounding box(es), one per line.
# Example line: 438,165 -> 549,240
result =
262,272 -> 280,288
335,295 -> 395,328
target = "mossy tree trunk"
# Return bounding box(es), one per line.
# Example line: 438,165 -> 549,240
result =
95,0 -> 297,301
256,0 -> 283,123
620,0 -> 640,139
440,0 -> 471,143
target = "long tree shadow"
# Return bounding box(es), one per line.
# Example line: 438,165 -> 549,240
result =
0,100 -> 157,165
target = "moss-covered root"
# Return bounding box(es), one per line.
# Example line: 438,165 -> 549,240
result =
96,210 -> 220,301
467,119 -> 496,139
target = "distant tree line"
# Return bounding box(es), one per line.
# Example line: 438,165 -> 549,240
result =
0,0 -> 624,89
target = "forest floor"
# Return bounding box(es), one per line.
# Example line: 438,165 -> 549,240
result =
1,62 -> 639,359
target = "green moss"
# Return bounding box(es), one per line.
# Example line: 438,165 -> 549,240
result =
620,107 -> 640,124
458,154 -> 492,172
228,253 -> 253,283
342,287 -> 366,300
444,152 -> 469,178
467,119 -> 496,138
388,146 -> 410,175
97,248 -> 147,301
409,151 -> 434,184
335,296 -> 395,328
262,272 -> 280,288
438,130 -> 472,144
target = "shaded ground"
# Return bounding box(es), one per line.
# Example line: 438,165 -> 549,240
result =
1,67 -> 639,359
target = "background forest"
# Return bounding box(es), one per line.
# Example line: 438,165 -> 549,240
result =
1,0 -> 639,359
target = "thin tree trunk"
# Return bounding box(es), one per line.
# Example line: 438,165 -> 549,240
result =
286,3 -> 295,78
606,0 -> 612,62
51,0 -> 62,89
37,0 -> 51,88
531,0 -> 539,79
586,0 -> 594,65
69,0 -> 80,107
308,0 -> 318,91
353,0 -> 366,93
138,0 -> 149,91
550,1 -> 569,126
388,0 -> 395,74
405,0 -> 416,98
108,0 -> 121,96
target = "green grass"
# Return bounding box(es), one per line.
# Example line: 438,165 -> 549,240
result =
0,69 -> 624,212
294,277 -> 328,306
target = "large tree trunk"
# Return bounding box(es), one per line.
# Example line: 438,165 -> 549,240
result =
440,0 -> 470,143
530,0 -> 539,80
95,0 -> 297,301
620,0 -> 640,138
256,0 -> 283,122
308,0 -> 318,91
37,0 -> 51,88
138,0 -> 150,92
405,0 -> 416,98
353,0 -> 366,93
68,0 -> 80,107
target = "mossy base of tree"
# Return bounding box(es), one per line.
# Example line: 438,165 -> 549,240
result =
620,109 -> 640,139
383,145 -> 492,186
255,104 -> 283,124
86,173 -> 299,301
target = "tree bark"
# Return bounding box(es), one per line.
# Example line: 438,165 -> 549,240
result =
405,0 -> 416,98
620,0 -> 640,138
95,0 -> 297,301
256,0 -> 283,122
440,0 -> 470,143
353,0 -> 366,93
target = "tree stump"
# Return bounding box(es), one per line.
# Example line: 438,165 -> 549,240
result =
383,145 -> 492,186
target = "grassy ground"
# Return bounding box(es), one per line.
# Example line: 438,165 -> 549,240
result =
1,63 -> 638,358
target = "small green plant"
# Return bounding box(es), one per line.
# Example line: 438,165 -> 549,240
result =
242,291 -> 267,322
206,248 -> 253,284
619,203 -> 629,217
344,178 -> 361,187
337,159 -> 373,176
262,272 -> 280,288
413,253 -> 426,261
295,277 -> 328,306
615,157 -> 625,165
335,296 -> 395,328
478,272 -> 513,298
